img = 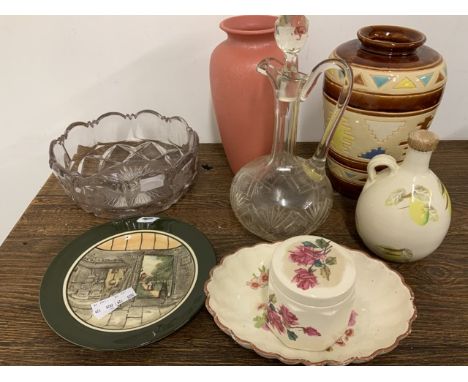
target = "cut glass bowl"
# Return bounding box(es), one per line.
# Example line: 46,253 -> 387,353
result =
49,110 -> 199,218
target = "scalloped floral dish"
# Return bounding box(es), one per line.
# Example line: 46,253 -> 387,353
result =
205,242 -> 416,365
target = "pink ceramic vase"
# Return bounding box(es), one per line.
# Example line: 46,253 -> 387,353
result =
210,15 -> 283,174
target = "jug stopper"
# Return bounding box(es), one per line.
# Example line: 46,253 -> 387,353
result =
408,129 -> 439,152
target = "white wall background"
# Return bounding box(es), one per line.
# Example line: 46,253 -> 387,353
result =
1,15 -> 467,245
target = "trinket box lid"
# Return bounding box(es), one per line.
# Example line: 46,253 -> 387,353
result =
270,236 -> 356,307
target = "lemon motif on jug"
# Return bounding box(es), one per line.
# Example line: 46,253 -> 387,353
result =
385,185 -> 438,226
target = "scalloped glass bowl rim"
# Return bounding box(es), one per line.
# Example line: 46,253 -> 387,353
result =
49,109 -> 199,181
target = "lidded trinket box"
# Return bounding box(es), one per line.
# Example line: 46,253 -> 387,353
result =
267,236 -> 356,351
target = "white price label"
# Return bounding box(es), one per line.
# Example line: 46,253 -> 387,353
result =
91,287 -> 137,319
137,217 -> 160,223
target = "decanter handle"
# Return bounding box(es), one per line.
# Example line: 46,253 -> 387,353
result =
364,154 -> 400,191
300,58 -> 353,163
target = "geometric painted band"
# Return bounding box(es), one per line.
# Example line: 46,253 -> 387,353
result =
324,79 -> 444,113
327,52 -> 447,96
323,95 -> 439,188
329,148 -> 369,172
327,155 -> 367,186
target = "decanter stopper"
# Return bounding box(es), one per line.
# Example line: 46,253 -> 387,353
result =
274,15 -> 309,72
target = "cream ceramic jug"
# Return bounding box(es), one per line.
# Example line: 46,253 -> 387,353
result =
355,130 -> 451,262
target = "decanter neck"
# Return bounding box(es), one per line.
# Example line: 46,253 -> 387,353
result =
271,97 -> 299,160
401,147 -> 432,174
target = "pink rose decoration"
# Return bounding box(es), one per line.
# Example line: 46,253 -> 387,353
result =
246,266 -> 269,290
336,338 -> 346,346
303,327 -> 321,336
253,293 -> 322,342
278,305 -> 298,326
292,268 -> 318,290
289,245 -> 326,266
345,328 -> 354,337
248,281 -> 260,289
348,310 -> 358,327
266,308 -> 284,333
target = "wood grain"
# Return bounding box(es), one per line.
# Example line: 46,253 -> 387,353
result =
0,142 -> 467,365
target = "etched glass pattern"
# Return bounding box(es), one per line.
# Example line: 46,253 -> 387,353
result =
231,155 -> 333,242
49,110 -> 198,218
230,15 -> 352,242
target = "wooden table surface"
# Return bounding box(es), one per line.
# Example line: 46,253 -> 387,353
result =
0,142 -> 467,365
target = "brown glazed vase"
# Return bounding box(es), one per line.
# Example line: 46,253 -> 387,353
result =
323,25 -> 447,198
210,15 -> 283,174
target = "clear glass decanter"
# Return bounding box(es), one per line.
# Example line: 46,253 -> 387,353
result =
230,16 -> 353,242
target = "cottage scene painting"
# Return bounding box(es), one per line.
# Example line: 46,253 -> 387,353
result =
65,231 -> 196,331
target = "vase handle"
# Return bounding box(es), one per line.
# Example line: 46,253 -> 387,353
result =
365,154 -> 400,190
300,58 -> 353,163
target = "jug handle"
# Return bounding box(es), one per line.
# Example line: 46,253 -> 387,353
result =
300,58 -> 353,164
365,154 -> 399,190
